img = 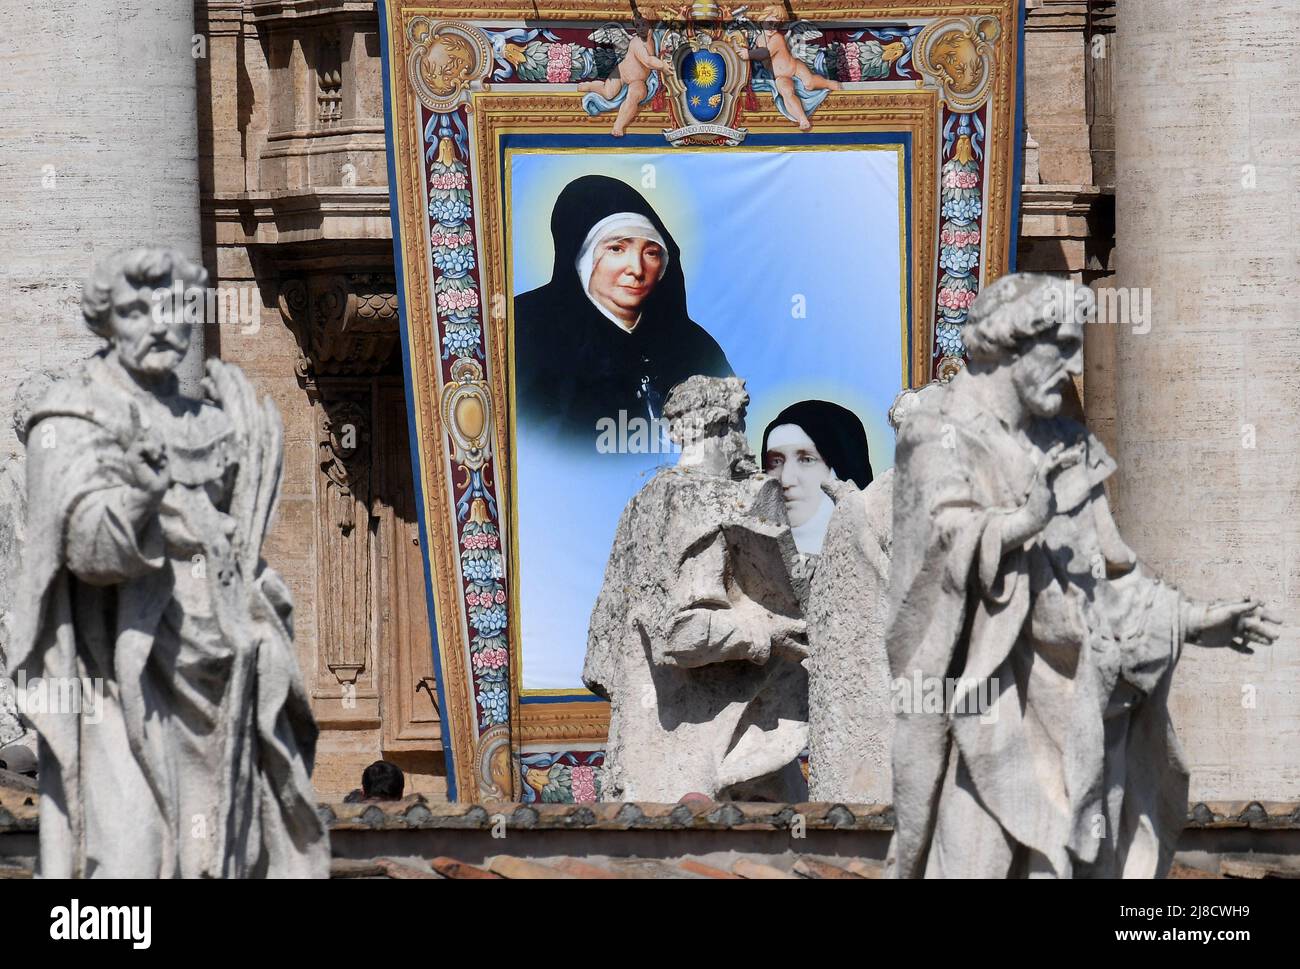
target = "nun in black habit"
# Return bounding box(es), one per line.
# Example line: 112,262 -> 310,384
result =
513,175 -> 734,444
762,400 -> 873,555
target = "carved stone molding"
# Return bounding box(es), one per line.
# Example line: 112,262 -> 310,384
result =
316,385 -> 375,686
278,273 -> 401,386
320,396 -> 372,524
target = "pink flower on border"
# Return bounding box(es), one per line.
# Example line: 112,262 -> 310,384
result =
546,43 -> 572,83
939,288 -> 977,310
471,646 -> 507,671
838,47 -> 862,82
494,589 -> 506,604
571,765 -> 596,803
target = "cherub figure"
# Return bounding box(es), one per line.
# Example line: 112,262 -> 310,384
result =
579,18 -> 676,137
739,5 -> 841,130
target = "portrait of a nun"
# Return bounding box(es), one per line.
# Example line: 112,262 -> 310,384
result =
514,174 -> 734,443
762,400 -> 873,555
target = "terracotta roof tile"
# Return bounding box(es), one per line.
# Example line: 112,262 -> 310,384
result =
793,857 -> 862,879
677,859 -> 741,878
375,858 -> 442,879
488,856 -> 575,879
1167,862 -> 1222,879
843,859 -> 886,879
606,858 -> 708,879
430,856 -> 502,879
733,858 -> 797,879
552,858 -> 623,879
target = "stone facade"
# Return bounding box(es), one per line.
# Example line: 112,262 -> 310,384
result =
198,0 -> 440,797
3,1 -> 1182,803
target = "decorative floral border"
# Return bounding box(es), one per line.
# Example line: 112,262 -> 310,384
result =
422,110 -> 517,735
934,105 -> 987,378
520,750 -> 606,804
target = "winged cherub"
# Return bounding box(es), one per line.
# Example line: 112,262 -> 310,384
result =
579,18 -> 677,137
738,5 -> 841,130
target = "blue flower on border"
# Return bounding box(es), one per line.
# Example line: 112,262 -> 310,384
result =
433,245 -> 475,276
939,244 -> 980,274
429,197 -> 471,225
442,324 -> 481,359
461,555 -> 502,583
935,322 -> 966,356
478,687 -> 509,724
471,604 -> 507,637
941,196 -> 983,222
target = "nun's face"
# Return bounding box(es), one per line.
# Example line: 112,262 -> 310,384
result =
764,423 -> 834,527
587,236 -> 664,322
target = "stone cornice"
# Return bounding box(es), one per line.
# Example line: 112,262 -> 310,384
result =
1025,0 -> 1113,33
1020,182 -> 1103,216
246,0 -> 378,25
204,187 -> 393,246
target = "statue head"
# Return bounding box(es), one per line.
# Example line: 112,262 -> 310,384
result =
664,375 -> 755,476
665,374 -> 748,444
82,248 -> 208,384
962,273 -> 1090,419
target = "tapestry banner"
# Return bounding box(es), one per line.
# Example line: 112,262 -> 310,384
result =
379,0 -> 1026,801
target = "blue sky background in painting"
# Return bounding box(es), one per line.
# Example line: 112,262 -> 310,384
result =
509,147 -> 904,691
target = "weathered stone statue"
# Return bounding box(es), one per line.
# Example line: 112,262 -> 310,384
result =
9,248 -> 329,877
806,384 -> 938,803
0,373 -> 58,763
585,376 -> 810,801
888,273 -> 1279,878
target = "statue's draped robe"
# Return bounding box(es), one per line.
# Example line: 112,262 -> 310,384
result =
10,355 -> 328,877
806,473 -> 894,802
888,384 -> 1188,878
585,468 -> 808,802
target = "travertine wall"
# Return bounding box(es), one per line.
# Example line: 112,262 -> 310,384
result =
0,0 -> 203,456
1113,0 -> 1300,800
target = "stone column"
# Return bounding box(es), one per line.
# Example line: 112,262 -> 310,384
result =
0,0 -> 204,450
1112,1 -> 1300,800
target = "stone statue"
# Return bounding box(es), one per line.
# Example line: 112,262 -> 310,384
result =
0,373 -> 58,764
887,273 -> 1280,878
806,383 -> 938,803
8,248 -> 329,878
585,376 -> 810,802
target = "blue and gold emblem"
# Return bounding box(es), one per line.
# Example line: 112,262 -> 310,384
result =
680,48 -> 727,123
662,33 -> 748,146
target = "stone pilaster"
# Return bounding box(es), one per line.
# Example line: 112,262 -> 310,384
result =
0,0 -> 204,435
1112,0 -> 1300,799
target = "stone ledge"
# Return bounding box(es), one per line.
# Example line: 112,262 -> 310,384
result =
309,796 -> 1300,833
319,796 -> 899,833
4,790 -> 1299,837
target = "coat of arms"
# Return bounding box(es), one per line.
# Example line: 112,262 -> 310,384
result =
661,30 -> 749,146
